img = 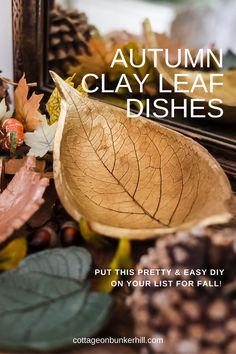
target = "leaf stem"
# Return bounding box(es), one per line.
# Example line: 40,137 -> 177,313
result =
0,75 -> 37,87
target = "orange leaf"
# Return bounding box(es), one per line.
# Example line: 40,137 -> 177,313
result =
14,74 -> 44,131
69,37 -> 116,86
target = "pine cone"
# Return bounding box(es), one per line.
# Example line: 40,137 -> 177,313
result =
48,5 -> 95,77
128,228 -> 236,354
0,72 -> 10,108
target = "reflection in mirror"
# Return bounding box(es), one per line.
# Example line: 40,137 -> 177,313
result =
58,0 -> 175,34
44,0 -> 236,178
48,0 -> 175,78
48,0 -> 95,77
48,0 -> 236,137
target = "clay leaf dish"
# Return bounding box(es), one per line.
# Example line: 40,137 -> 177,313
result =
50,71 -> 233,239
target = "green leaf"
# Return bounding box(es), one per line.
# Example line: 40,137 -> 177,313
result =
19,246 -> 92,282
0,247 -> 112,352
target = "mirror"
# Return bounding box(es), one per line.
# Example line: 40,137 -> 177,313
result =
46,0 -> 177,83
12,0 -> 236,179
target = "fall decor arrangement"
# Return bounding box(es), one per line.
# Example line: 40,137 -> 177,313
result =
0,65 -> 235,352
0,3 -> 236,354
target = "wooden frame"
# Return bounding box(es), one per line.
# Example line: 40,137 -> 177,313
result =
12,0 -> 52,95
12,0 -> 236,180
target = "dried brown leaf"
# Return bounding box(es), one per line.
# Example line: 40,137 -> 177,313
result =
0,157 -> 49,243
51,71 -> 233,239
14,74 -> 44,131
68,37 -> 116,86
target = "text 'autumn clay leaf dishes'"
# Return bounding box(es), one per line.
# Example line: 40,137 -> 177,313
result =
50,71 -> 233,240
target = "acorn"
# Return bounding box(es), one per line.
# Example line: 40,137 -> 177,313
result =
60,221 -> 80,247
28,227 -> 58,252
0,118 -> 24,151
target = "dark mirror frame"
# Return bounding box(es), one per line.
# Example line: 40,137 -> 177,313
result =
12,0 -> 52,94
12,0 -> 236,181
